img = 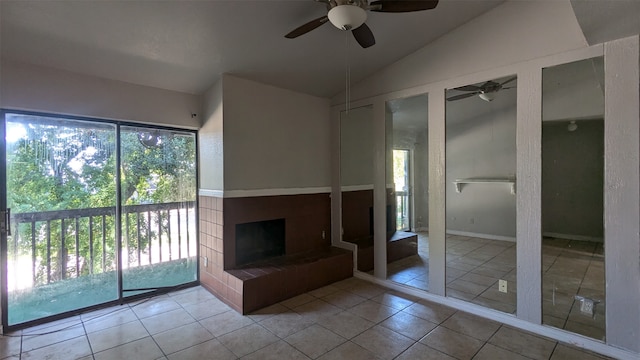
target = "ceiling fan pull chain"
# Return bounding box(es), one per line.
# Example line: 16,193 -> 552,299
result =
345,30 -> 351,113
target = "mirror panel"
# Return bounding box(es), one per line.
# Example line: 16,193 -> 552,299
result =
340,105 -> 375,273
542,57 -> 605,341
385,94 -> 429,290
445,75 -> 518,314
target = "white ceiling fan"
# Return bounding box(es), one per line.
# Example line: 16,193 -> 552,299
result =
447,77 -> 517,102
285,0 -> 440,48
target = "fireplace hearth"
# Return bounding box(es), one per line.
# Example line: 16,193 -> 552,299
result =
199,193 -> 352,314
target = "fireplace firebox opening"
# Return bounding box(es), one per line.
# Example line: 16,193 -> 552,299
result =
235,218 -> 285,267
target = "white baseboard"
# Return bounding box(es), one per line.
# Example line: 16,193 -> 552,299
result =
446,229 -> 516,242
542,232 -> 603,242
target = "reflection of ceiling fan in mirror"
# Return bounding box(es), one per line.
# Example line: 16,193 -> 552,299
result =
447,77 -> 517,102
285,0 -> 439,48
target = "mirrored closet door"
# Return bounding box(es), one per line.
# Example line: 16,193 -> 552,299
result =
445,76 -> 518,314
384,94 -> 430,291
340,105 -> 376,274
542,57 -> 605,341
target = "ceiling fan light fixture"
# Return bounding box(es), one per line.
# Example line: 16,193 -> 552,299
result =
328,4 -> 367,31
479,92 -> 496,102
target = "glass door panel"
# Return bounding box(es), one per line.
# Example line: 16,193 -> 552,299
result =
3,113 -> 118,326
120,127 -> 197,296
393,149 -> 411,231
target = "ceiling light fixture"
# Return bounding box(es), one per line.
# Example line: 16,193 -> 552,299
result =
478,92 -> 496,102
567,120 -> 578,132
328,4 -> 367,31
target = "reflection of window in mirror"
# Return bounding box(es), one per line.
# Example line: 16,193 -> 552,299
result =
445,75 -> 517,314
542,57 -> 605,341
385,94 -> 429,291
340,105 -> 375,273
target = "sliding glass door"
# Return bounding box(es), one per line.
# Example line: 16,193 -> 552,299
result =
2,113 -> 119,326
1,112 -> 198,329
120,126 -> 197,297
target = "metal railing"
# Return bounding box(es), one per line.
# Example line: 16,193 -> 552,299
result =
8,201 -> 196,289
396,191 -> 410,231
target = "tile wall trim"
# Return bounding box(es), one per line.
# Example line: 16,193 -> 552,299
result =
198,189 -> 224,197
199,187 -> 331,198
340,185 -> 373,191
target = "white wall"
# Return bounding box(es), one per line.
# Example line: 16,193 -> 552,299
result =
332,0 -> 588,105
222,75 -> 331,191
543,57 -> 604,121
341,105 -> 374,187
446,93 -> 517,239
1,60 -> 200,128
542,120 -> 603,239
200,79 -> 224,191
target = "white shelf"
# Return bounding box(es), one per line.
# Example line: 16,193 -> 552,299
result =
453,178 -> 516,195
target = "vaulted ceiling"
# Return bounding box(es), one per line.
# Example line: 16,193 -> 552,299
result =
0,0 -> 505,98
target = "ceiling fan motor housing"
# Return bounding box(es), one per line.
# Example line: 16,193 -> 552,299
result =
328,2 -> 368,31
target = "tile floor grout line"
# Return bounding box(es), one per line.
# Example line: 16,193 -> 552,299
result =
547,341 -> 561,360
480,324 -> 542,360
79,315 -> 95,360
19,332 -> 23,360
126,298 -> 170,360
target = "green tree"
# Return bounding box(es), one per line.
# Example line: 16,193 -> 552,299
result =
6,116 -> 196,284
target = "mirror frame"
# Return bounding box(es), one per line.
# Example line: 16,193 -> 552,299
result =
331,37 -> 640,356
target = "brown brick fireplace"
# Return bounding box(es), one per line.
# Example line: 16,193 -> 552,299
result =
199,192 -> 352,314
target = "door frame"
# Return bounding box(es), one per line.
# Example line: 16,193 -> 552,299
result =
0,109 -> 200,332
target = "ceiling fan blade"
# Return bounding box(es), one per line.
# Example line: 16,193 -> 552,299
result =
285,15 -> 329,39
446,92 -> 479,101
454,85 -> 482,92
370,0 -> 439,13
480,80 -> 498,89
352,23 -> 375,48
500,76 -> 517,86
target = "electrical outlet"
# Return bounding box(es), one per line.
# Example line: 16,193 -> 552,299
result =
322,230 -> 326,239
203,256 -> 208,267
575,295 -> 598,317
498,279 -> 508,293
580,298 -> 594,315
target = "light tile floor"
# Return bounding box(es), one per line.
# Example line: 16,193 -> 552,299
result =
541,237 -> 605,341
387,233 -> 605,341
445,234 -> 517,314
1,277 -> 613,360
387,233 -> 517,313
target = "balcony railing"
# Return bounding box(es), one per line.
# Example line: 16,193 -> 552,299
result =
8,201 -> 197,291
396,191 -> 409,231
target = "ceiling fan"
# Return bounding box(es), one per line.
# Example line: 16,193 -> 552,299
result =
447,77 -> 517,102
285,0 -> 440,48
